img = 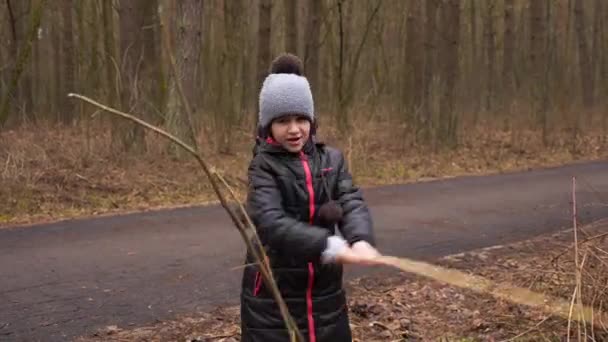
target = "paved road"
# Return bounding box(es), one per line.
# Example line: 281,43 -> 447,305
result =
2,160 -> 608,341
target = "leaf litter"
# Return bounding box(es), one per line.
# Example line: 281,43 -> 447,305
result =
77,220 -> 608,341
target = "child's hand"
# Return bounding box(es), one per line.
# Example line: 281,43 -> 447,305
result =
322,236 -> 383,265
351,241 -> 381,259
335,243 -> 383,266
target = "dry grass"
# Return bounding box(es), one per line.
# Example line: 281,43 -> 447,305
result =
1,116 -> 607,227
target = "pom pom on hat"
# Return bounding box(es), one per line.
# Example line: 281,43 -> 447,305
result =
269,53 -> 304,75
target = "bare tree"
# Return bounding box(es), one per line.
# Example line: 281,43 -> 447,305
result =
304,0 -> 321,100
257,0 -> 272,86
165,0 -> 202,153
102,0 -> 118,110
438,0 -> 461,148
1,0 -> 607,154
0,0 -> 45,126
219,0 -> 245,153
483,0 -> 495,112
574,0 -> 594,109
503,0 -> 515,100
529,0 -> 550,144
116,0 -> 160,152
60,0 -> 75,124
405,0 -> 423,126
284,0 -> 298,54
422,0 -> 439,142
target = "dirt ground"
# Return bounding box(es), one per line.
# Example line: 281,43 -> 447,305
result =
76,220 -> 608,342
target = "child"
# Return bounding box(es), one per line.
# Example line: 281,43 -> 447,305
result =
240,53 -> 381,342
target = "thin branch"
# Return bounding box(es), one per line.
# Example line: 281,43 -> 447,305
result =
552,231 -> 608,263
567,277 -> 578,342
214,172 -> 302,342
499,316 -> 550,342
67,93 -> 304,342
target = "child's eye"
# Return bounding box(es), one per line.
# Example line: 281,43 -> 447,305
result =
296,117 -> 308,123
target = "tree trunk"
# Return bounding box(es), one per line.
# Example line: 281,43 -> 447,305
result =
284,0 -> 298,54
592,0 -> 603,100
165,0 -> 202,155
88,2 -> 101,103
483,1 -> 495,112
0,0 -> 45,127
304,0 -> 321,100
574,0 -> 594,109
529,0 -> 548,144
422,0 -> 439,143
60,0 -> 75,124
439,0 -> 461,148
257,0 -> 272,86
220,0 -> 244,153
405,0 -> 423,126
469,0 -> 479,120
116,0 -> 159,153
503,0 -> 515,102
52,2 -> 61,119
102,0 -> 118,110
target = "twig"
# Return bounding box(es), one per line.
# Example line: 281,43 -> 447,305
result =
2,153 -> 11,177
67,93 -> 304,342
567,176 -> 578,342
580,251 -> 589,338
369,321 -> 394,336
499,316 -> 550,342
552,231 -> 608,264
203,331 -> 238,340
230,262 -> 257,271
573,177 -> 587,340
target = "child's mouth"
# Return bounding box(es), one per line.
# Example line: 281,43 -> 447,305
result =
286,137 -> 301,145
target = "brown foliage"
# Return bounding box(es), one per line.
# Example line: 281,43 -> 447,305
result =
2,115 -> 607,227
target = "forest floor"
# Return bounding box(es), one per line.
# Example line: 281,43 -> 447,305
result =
76,219 -> 608,342
2,122 -> 606,227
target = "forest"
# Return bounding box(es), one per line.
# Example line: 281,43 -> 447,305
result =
2,1 -> 608,341
1,0 -> 606,223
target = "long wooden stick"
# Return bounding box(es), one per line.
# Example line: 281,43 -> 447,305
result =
68,93 -> 304,342
377,254 -> 607,327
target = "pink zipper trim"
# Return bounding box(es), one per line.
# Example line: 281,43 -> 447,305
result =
253,271 -> 262,296
307,262 -> 316,342
300,151 -> 317,342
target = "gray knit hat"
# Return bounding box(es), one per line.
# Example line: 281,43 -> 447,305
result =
258,54 -> 314,129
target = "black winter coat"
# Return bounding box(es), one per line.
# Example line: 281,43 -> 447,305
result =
240,138 -> 375,342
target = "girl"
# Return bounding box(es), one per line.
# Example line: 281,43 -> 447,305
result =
240,53 -> 381,342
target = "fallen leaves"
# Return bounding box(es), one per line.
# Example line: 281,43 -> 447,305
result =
77,221 -> 608,341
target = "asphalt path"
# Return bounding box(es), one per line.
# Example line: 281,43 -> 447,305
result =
1,160 -> 608,341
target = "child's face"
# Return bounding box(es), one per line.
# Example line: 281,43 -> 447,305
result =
270,114 -> 311,153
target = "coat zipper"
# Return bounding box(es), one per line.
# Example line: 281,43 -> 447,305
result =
300,151 -> 317,342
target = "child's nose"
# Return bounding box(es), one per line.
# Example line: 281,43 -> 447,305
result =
287,122 -> 299,133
